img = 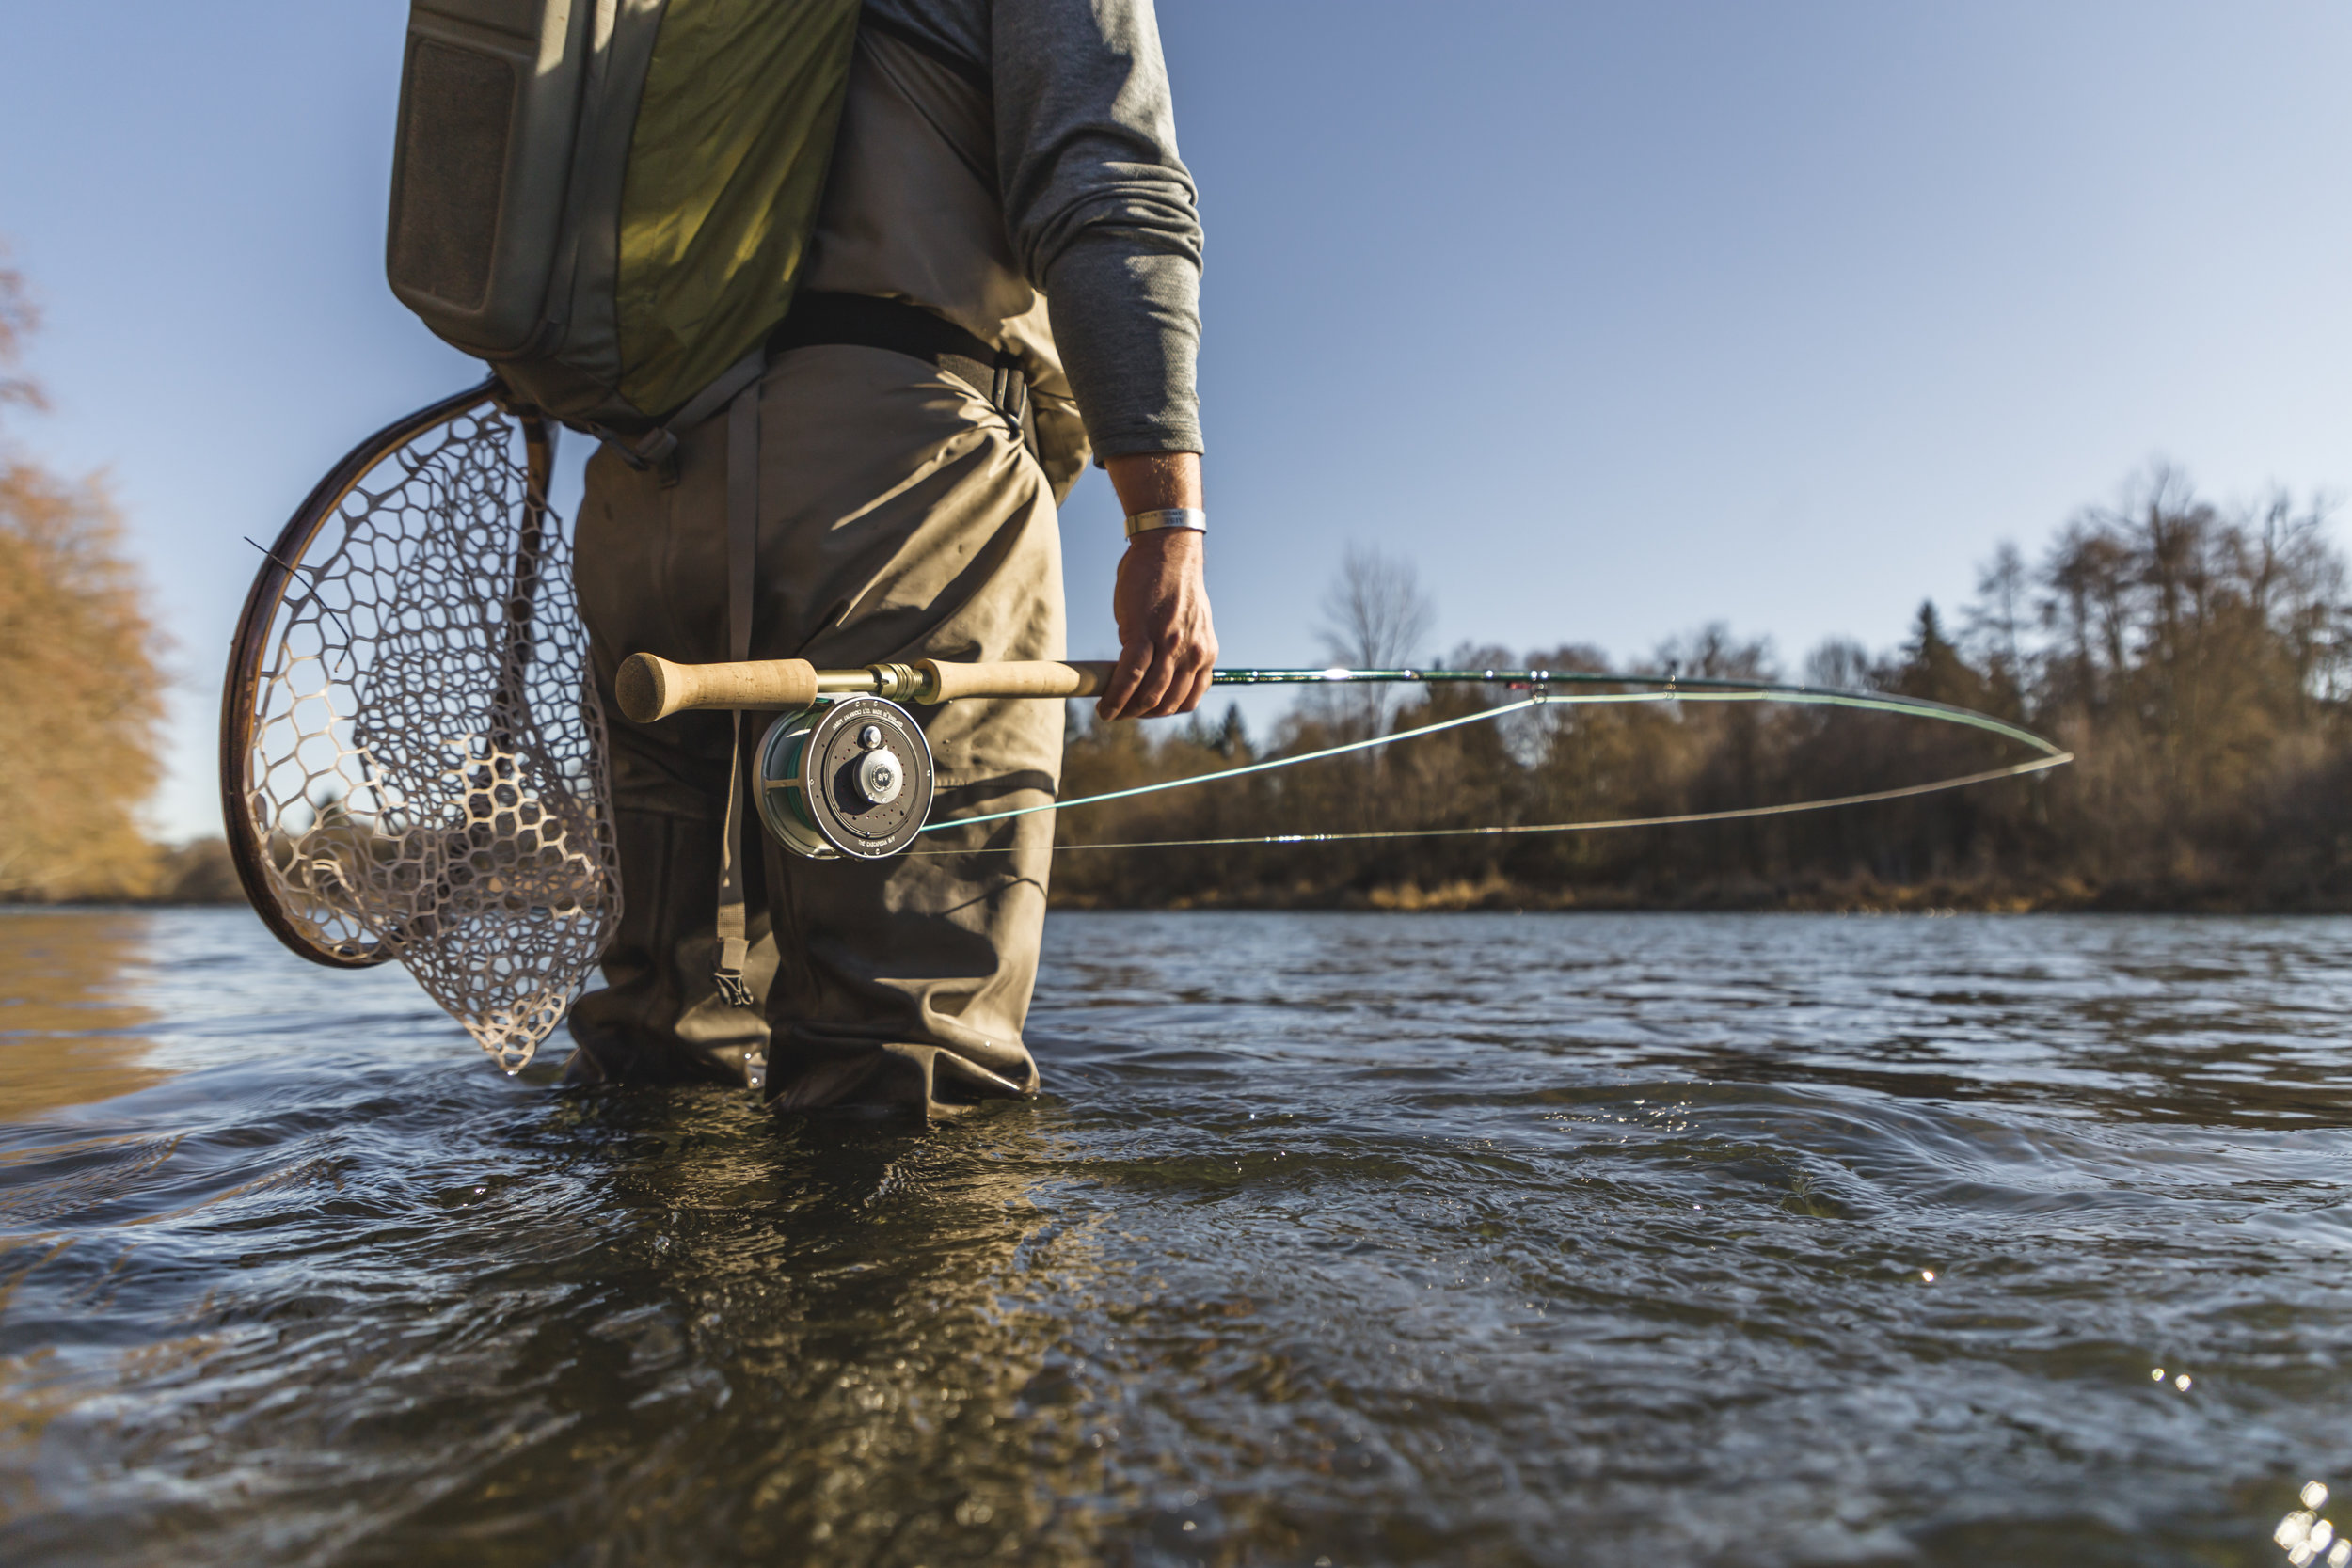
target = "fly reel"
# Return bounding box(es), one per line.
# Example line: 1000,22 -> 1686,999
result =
755,696 -> 935,860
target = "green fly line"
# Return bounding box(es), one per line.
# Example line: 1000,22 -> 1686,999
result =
906,670 -> 2074,856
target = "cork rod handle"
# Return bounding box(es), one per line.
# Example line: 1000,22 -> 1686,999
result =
615,654 -> 819,723
913,659 -> 1114,703
614,653 -> 1119,721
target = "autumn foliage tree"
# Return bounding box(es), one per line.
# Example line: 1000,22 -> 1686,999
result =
0,249 -> 169,900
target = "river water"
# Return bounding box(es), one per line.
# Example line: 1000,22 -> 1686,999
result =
3,907 -> 2350,1566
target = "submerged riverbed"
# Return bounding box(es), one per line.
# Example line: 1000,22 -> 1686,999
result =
3,907 -> 2350,1565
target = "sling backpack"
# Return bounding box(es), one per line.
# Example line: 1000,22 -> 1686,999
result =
387,0 -> 863,461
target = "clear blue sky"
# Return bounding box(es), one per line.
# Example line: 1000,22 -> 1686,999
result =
3,2 -> 2348,841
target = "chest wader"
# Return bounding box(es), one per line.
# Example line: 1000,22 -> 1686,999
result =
386,2 -> 1042,1033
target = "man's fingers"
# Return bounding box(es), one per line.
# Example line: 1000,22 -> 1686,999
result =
1103,641 -> 1220,720
1098,644 -> 1150,721
1144,662 -> 1199,718
1186,639 -> 1219,713
1141,642 -> 1215,719
1182,661 -> 1216,715
1123,641 -> 1181,719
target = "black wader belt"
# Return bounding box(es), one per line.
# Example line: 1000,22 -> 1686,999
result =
769,291 -> 1039,466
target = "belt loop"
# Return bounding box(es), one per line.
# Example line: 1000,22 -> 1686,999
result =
992,352 -> 1029,457
1001,356 -> 1038,467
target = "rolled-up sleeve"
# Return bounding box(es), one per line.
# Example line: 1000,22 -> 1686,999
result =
993,0 -> 1204,458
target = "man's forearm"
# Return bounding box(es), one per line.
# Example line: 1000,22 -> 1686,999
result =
1104,451 -> 1202,515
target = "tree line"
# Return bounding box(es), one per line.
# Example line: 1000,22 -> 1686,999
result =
1051,472 -> 2352,911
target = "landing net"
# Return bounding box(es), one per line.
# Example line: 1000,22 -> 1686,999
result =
226,388 -> 620,1071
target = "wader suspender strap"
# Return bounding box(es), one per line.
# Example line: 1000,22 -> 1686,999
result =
712,376 -> 760,1014
595,348 -> 770,474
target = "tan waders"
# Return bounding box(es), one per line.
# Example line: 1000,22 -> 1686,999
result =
568,343 -> 1065,1114
564,25 -> 1098,1117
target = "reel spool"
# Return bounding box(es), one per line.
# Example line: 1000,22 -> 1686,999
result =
755,696 -> 935,860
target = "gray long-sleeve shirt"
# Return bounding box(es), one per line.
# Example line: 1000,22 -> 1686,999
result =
860,0 -> 1205,457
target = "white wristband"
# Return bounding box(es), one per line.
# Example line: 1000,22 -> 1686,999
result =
1122,507 -> 1207,540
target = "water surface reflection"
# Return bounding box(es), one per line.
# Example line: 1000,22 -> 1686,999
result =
3,910 -> 2351,1565
0,911 -> 167,1120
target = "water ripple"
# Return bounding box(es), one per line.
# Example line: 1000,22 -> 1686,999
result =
3,908 -> 2352,1564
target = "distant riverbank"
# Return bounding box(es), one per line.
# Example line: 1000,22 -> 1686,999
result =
1046,869 -> 2349,915
0,837 -> 242,907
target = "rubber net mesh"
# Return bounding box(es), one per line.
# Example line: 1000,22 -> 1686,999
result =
246,404 -> 620,1071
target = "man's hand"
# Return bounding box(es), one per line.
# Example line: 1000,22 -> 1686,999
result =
1102,530 -> 1216,719
1099,451 -> 1216,721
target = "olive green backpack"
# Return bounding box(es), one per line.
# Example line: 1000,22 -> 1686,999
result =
387,0 -> 862,459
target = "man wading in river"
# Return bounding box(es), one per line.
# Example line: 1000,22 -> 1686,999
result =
558,0 -> 1215,1114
